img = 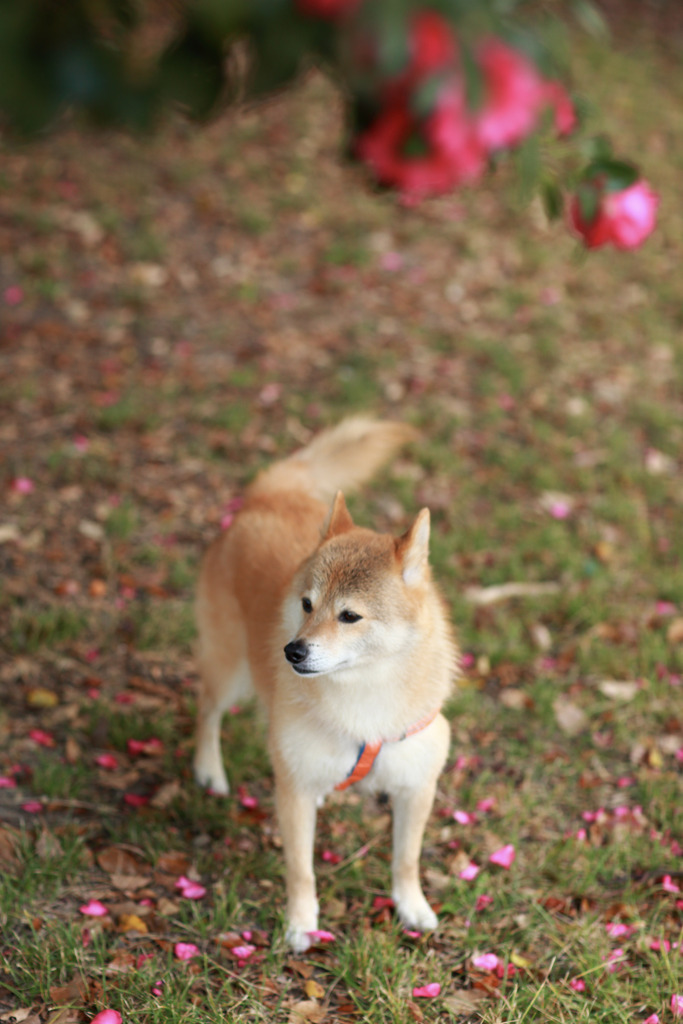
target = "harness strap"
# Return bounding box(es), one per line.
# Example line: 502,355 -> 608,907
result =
334,708 -> 440,792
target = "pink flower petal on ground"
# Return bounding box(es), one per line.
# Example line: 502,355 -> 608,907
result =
489,844 -> 516,869
472,953 -> 499,971
549,500 -> 571,519
174,942 -> 200,960
643,1015 -> 660,1024
476,798 -> 496,813
616,776 -> 635,788
237,785 -> 259,809
380,251 -> 404,272
123,793 -> 149,807
127,738 -> 163,756
569,978 -> 586,992
605,922 -> 635,939
21,801 -> 43,813
453,809 -> 476,825
475,894 -> 493,912
175,876 -> 207,900
672,995 -> 683,1017
412,982 -> 441,998
80,900 -> 109,917
649,938 -> 671,953
230,943 -> 256,960
459,862 -> 480,881
29,729 -> 55,748
4,285 -> 25,306
603,948 -> 625,973
321,849 -> 342,864
151,980 -> 164,997
95,754 -> 119,770
0,776 -> 17,788
662,875 -> 681,893
11,476 -> 34,494
90,1011 -> 122,1024
373,897 -> 395,910
306,930 -> 335,944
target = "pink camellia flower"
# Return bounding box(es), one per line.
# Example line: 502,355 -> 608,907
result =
409,10 -> 456,78
543,80 -> 577,136
90,1011 -> 122,1024
662,875 -> 681,893
489,844 -> 516,869
412,982 -> 441,998
80,900 -> 109,917
571,178 -> 659,250
174,942 -> 200,961
474,38 -> 547,152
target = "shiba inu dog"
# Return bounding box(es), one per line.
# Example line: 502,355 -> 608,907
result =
193,418 -> 458,951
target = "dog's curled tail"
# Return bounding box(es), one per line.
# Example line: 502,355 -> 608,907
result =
248,417 -> 417,503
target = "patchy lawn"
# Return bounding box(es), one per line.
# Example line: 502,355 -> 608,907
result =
1,21 -> 681,1024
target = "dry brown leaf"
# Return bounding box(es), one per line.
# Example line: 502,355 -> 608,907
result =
36,829 -> 63,860
288,1000 -> 324,1024
442,989 -> 487,1014
465,581 -> 560,606
49,975 -> 87,1005
110,873 -> 152,891
304,979 -> 326,1000
0,825 -> 21,866
598,680 -> 639,701
553,696 -> 588,736
150,779 -> 182,808
117,913 -> 148,934
156,850 -> 190,875
0,1010 -> 41,1024
97,846 -> 147,876
666,618 -> 683,645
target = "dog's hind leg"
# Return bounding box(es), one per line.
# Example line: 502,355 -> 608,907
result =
193,585 -> 252,796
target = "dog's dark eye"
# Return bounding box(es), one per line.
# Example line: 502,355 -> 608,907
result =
302,597 -> 313,614
338,609 -> 362,624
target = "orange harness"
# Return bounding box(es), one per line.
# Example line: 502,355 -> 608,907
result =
334,709 -> 440,792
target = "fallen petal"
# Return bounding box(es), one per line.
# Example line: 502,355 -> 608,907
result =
489,844 -> 516,869
306,930 -> 335,944
672,995 -> 683,1017
90,1011 -> 122,1024
412,982 -> 441,998
459,862 -> 480,881
80,900 -> 109,917
472,953 -> 499,971
174,942 -> 200,960
569,978 -> 586,992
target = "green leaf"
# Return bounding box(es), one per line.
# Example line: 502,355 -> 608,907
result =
572,0 -> 610,41
541,180 -> 564,221
575,181 -> 600,224
584,158 -> 639,192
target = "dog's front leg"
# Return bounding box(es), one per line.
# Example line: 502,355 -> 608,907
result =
391,779 -> 439,933
275,775 -> 319,952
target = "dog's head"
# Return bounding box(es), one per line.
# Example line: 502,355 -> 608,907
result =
282,492 -> 432,678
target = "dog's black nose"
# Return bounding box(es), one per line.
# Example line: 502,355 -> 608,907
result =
284,639 -> 308,665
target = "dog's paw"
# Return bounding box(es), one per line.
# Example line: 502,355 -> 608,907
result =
393,890 -> 438,933
285,924 -> 314,954
193,757 -> 230,796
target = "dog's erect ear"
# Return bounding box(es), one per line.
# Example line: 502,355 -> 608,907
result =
395,508 -> 430,586
321,491 -> 355,540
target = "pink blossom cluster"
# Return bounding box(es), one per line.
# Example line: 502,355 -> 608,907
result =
355,12 -> 575,202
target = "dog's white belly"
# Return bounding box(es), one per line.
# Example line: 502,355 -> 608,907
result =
277,719 -> 363,795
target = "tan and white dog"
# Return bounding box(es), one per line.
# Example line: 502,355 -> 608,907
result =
193,418 -> 458,951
